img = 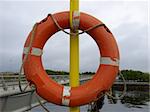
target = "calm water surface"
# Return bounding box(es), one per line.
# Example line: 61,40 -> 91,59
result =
32,89 -> 149,112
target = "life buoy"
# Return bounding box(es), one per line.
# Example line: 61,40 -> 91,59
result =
23,11 -> 119,107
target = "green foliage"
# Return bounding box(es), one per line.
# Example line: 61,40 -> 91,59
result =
45,69 -> 95,75
119,70 -> 149,82
45,69 -> 150,82
45,69 -> 69,75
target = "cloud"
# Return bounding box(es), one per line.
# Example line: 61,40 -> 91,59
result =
114,22 -> 148,72
0,1 -> 148,72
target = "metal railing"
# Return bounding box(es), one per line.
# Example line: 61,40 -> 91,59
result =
0,75 -> 92,90
0,76 -> 92,112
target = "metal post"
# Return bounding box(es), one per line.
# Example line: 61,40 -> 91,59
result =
69,0 -> 80,112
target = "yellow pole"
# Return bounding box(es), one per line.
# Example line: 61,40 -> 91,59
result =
70,0 -> 80,112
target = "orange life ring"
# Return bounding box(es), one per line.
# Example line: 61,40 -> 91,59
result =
23,11 -> 119,107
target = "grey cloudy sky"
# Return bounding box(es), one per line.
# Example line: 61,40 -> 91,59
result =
0,0 -> 149,73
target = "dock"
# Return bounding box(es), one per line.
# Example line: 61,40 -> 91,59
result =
0,75 -> 149,112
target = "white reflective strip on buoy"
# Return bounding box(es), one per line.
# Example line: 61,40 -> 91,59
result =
62,86 -> 71,106
72,11 -> 80,31
31,47 -> 43,56
62,98 -> 70,106
100,57 -> 119,66
23,47 -> 43,56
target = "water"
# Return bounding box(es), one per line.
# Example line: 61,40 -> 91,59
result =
32,89 -> 149,112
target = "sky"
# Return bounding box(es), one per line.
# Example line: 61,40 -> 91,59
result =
0,0 -> 149,73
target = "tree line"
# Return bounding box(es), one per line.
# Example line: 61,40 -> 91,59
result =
46,69 -> 69,75
45,69 -> 149,82
118,70 -> 149,82
45,69 -> 95,75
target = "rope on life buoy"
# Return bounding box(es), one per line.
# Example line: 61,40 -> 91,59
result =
21,11 -> 120,107
48,13 -> 106,36
18,12 -> 118,111
18,23 -> 51,112
87,70 -> 126,112
18,23 -> 38,92
105,70 -> 127,100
